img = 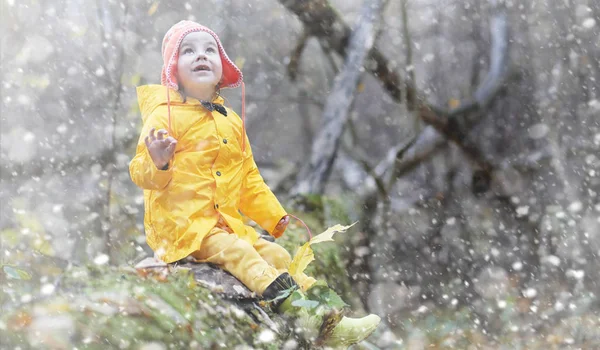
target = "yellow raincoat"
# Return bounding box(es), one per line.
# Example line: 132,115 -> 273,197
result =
129,85 -> 287,263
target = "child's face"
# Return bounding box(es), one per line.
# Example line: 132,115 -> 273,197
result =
176,31 -> 223,95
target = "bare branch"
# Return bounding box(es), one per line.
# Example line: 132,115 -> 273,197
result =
401,0 -> 416,110
387,0 -> 509,188
287,29 -> 310,81
292,0 -> 385,195
279,0 -> 404,102
281,0 -> 510,192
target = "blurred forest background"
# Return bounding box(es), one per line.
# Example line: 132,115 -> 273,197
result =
3,0 -> 600,348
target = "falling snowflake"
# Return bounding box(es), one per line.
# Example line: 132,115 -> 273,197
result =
582,18 -> 596,29
23,132 -> 36,143
256,329 -> 275,343
512,261 -> 523,271
542,255 -> 561,267
95,66 -> 105,77
567,201 -> 583,213
516,206 -> 529,217
93,254 -> 110,265
41,283 -> 55,295
523,288 -> 537,298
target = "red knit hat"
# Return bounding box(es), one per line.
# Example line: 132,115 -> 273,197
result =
160,20 -> 247,153
161,20 -> 243,90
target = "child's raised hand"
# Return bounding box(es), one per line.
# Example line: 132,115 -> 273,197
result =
144,128 -> 177,169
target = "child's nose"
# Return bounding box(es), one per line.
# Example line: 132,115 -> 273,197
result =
195,52 -> 208,61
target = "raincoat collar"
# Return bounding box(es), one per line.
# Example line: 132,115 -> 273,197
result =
136,84 -> 225,119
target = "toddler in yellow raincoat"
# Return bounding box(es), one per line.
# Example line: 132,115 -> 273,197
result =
129,20 -> 315,294
130,20 -> 379,347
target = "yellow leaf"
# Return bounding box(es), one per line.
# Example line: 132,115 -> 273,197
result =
309,223 -> 355,245
288,241 -> 314,277
289,223 -> 356,277
448,98 -> 460,109
148,1 -> 159,16
357,82 -> 365,93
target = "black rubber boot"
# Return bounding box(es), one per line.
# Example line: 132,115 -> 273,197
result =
262,272 -> 299,311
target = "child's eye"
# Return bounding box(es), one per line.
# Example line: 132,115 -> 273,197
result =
183,48 -> 194,54
206,47 -> 216,53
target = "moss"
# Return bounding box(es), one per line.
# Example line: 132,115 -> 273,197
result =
1,200 -> 361,349
2,266 -> 290,349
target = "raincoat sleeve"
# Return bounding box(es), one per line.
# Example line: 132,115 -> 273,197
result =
129,111 -> 174,190
238,135 -> 288,238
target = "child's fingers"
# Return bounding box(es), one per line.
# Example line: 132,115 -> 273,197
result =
275,216 -> 289,230
166,138 -> 177,152
148,127 -> 156,142
166,141 -> 176,154
156,129 -> 168,140
165,136 -> 177,144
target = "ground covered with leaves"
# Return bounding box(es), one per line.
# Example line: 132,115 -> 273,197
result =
2,264 -> 294,349
3,197 -> 600,349
0,198 -> 365,349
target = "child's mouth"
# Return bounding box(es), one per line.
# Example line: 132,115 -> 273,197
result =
193,65 -> 211,72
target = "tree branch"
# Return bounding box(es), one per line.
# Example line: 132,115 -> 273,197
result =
401,0 -> 417,110
291,0 -> 385,195
287,29 -> 310,81
281,0 -> 510,192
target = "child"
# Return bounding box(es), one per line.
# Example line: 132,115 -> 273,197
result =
129,20 -> 380,347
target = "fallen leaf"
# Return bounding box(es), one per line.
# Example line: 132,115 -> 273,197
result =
289,223 -> 356,278
309,223 -> 355,245
2,265 -> 32,280
148,1 -> 159,16
288,241 -> 314,277
9,311 -> 32,330
357,82 -> 365,93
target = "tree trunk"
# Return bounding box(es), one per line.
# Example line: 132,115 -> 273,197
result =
291,0 -> 384,195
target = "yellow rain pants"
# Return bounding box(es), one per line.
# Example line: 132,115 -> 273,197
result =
190,222 -> 316,295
